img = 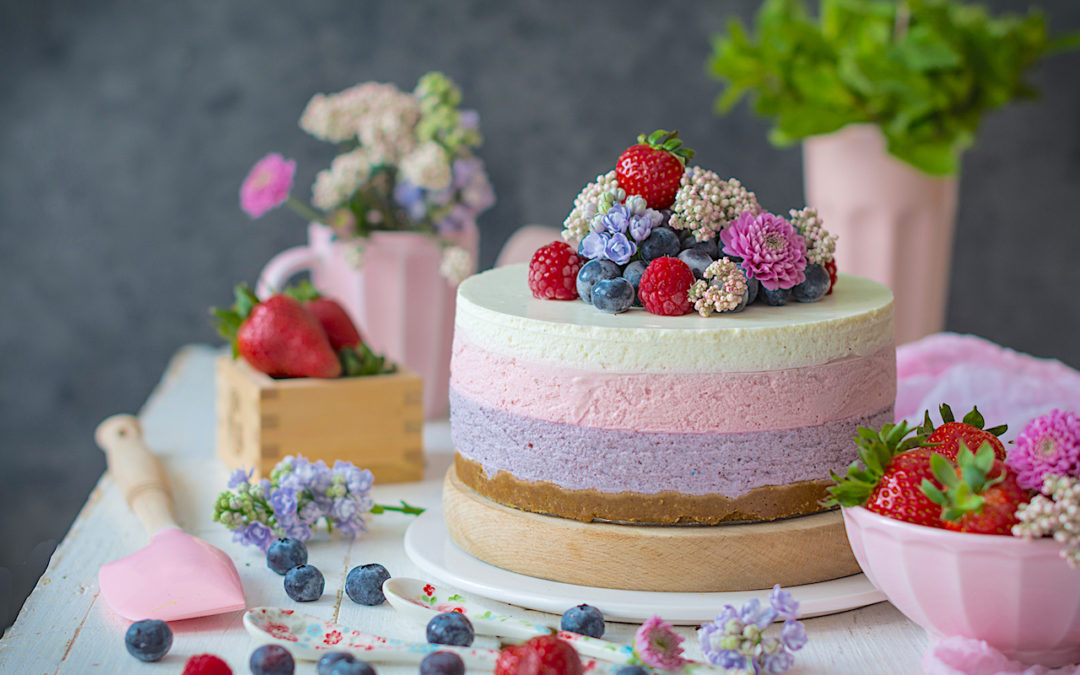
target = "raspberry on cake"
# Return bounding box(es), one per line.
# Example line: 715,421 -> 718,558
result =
528,241 -> 582,300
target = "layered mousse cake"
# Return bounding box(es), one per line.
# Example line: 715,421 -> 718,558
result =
450,265 -> 895,524
442,130 -> 895,590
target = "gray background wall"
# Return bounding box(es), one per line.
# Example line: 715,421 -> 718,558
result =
1,0 -> 1078,633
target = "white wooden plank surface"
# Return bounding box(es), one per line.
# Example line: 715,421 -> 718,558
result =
0,345 -> 929,673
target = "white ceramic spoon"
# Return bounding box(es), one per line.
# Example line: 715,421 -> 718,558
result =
243,607 -> 628,673
382,577 -> 725,674
243,607 -> 500,669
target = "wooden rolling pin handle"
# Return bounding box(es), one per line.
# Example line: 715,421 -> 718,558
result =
94,414 -> 179,536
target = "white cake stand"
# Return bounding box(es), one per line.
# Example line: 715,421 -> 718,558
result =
404,506 -> 886,625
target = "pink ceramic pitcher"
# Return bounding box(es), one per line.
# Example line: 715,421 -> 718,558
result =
256,222 -> 478,418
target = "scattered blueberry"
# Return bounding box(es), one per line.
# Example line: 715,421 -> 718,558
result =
560,604 -> 605,638
792,263 -> 830,303
124,619 -> 172,662
591,278 -> 636,314
284,564 -> 325,602
622,260 -> 647,306
329,660 -> 376,675
616,666 -> 649,675
345,563 -> 391,606
420,650 -> 466,675
640,226 -> 681,261
267,537 -> 308,576
677,248 -> 713,280
317,652 -> 356,675
691,237 -> 719,258
576,259 -> 623,305
426,611 -> 475,647
744,275 -> 760,305
250,644 -> 295,675
761,287 -> 792,306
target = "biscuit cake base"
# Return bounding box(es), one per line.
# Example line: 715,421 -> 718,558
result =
443,466 -> 861,592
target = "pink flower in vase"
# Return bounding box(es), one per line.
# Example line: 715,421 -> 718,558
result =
634,615 -> 686,671
720,211 -> 807,291
241,153 -> 296,218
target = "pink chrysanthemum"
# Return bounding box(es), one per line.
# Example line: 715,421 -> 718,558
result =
240,153 -> 296,218
634,616 -> 686,671
720,211 -> 807,291
1007,410 -> 1080,490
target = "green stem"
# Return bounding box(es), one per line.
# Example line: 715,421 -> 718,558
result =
370,500 -> 426,516
286,196 -> 327,225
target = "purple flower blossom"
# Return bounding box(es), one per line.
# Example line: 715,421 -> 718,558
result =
762,651 -> 795,673
605,232 -> 636,265
393,180 -> 427,221
579,232 -> 608,259
459,109 -> 479,131
781,619 -> 807,651
268,487 -> 298,523
233,521 -> 274,551
1007,410 -> 1080,490
334,461 -> 374,495
721,211 -> 807,291
602,204 -> 630,234
228,468 -> 253,489
298,501 -> 323,525
770,584 -> 800,621
434,204 -> 474,234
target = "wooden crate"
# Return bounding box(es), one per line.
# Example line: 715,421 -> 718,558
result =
215,356 -> 424,483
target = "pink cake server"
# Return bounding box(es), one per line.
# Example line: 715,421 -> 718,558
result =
95,414 -> 245,621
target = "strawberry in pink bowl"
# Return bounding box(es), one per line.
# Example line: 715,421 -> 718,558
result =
827,407 -> 1080,668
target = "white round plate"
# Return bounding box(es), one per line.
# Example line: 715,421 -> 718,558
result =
404,506 -> 886,625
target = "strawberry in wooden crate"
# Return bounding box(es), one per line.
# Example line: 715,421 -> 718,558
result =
213,284 -> 341,379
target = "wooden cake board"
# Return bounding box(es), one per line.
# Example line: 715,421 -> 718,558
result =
443,467 -> 861,593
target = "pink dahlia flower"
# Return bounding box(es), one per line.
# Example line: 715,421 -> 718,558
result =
1007,409 -> 1080,490
634,615 -> 686,671
720,211 -> 807,290
240,153 -> 296,218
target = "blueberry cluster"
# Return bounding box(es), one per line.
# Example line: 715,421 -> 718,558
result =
574,213 -> 833,315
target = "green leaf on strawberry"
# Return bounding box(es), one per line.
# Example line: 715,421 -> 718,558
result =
922,442 -> 1005,522
824,421 -> 929,507
339,343 -> 396,377
211,284 -> 261,358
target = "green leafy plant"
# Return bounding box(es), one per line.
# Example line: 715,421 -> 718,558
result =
708,0 -> 1079,175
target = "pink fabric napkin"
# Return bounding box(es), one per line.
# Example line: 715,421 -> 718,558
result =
896,333 -> 1080,442
923,637 -> 1080,675
897,333 -> 1080,674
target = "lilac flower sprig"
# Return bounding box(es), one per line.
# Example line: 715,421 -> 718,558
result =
578,193 -> 664,265
212,456 -> 424,551
697,585 -> 808,674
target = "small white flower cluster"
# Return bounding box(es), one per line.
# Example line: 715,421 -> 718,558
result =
789,207 -> 837,265
439,246 -> 474,285
312,149 -> 374,211
399,141 -> 452,191
1013,474 -> 1080,568
687,258 -> 748,317
561,171 -> 621,244
300,82 -> 421,163
671,168 -> 761,242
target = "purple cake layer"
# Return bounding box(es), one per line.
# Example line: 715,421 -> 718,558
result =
450,389 -> 893,498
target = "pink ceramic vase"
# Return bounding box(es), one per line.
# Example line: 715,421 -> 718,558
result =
256,222 -> 478,419
803,125 -> 958,346
843,506 -> 1080,667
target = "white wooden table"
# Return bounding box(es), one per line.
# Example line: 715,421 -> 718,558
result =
0,345 -> 929,674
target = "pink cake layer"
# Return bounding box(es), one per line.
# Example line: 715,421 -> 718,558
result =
450,389 -> 893,497
451,339 -> 896,434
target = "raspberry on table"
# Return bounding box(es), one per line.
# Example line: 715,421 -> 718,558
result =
182,653 -> 233,675
638,257 -> 695,316
528,241 -> 582,300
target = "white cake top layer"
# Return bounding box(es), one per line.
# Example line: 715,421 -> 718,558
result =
456,264 -> 894,372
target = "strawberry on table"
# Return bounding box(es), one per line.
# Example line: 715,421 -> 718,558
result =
213,284 -> 342,379
615,130 -> 694,210
918,404 -> 1008,461
825,422 -> 945,527
922,442 -> 1031,535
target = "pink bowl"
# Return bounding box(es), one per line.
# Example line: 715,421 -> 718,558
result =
842,506 -> 1080,667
